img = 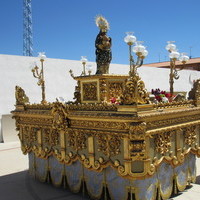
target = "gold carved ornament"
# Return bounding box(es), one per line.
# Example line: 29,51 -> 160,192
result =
108,82 -> 124,100
183,126 -> 197,146
23,126 -> 31,143
146,114 -> 200,130
51,102 -> 69,131
66,103 -> 117,111
129,140 -> 146,160
128,122 -> 146,160
63,129 -> 124,172
195,80 -> 200,103
15,86 -> 29,105
97,133 -> 121,157
73,81 -> 81,103
17,117 -> 52,127
154,100 -> 194,110
14,116 -> 21,131
121,73 -> 150,105
43,128 -> 59,146
155,131 -> 172,155
22,126 -> 37,143
67,129 -> 87,151
70,120 -> 129,130
99,79 -> 107,101
82,82 -> 98,101
19,126 -> 38,154
39,128 -> 59,159
188,79 -> 200,105
30,127 -> 38,143
129,122 -> 146,140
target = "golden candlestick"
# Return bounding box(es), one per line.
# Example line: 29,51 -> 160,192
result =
31,53 -> 47,104
124,33 -> 147,76
81,56 -> 87,76
166,42 -> 189,96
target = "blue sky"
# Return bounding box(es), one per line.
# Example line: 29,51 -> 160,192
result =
1,0 -> 200,64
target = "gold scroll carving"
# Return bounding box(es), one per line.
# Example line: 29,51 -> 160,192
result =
67,129 -> 87,151
15,86 -> 29,105
44,128 -> 59,146
129,140 -> 145,158
121,73 -> 150,105
73,81 -> 81,103
188,79 -> 200,106
129,122 -> 146,140
108,82 -> 124,99
97,133 -> 121,156
70,120 -> 129,130
155,131 -> 172,155
99,79 -> 107,101
183,126 -> 197,146
52,102 -> 69,131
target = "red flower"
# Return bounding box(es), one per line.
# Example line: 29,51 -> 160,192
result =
110,97 -> 116,103
155,95 -> 162,102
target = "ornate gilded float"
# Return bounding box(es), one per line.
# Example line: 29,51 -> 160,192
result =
12,16 -> 200,200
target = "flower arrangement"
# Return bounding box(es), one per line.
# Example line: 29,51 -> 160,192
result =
151,88 -> 173,102
110,97 -> 121,104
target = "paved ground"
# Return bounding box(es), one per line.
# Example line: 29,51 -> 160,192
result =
1,141 -> 200,200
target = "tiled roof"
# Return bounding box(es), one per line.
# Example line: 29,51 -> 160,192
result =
143,57 -> 200,68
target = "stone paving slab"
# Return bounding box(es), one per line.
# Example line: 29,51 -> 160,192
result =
171,184 -> 200,200
0,171 -> 90,200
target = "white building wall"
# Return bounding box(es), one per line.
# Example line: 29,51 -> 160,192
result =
0,54 -> 199,115
137,66 -> 199,93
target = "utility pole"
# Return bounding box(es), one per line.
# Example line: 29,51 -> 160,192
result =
23,0 -> 33,56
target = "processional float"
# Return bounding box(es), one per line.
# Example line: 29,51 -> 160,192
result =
12,16 -> 200,200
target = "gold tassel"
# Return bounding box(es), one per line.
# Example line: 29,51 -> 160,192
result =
103,170 -> 107,200
82,164 -> 85,197
46,171 -> 51,183
62,165 -> 67,189
82,179 -> 85,197
130,186 -> 133,200
104,184 -> 107,200
47,159 -> 51,183
157,187 -> 161,200
63,175 -> 67,189
174,180 -> 178,194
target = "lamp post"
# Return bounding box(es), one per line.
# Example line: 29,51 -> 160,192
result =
166,41 -> 189,95
31,52 -> 47,104
81,56 -> 87,76
124,32 -> 148,75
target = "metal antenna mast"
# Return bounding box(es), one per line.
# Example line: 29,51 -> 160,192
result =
23,0 -> 33,56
